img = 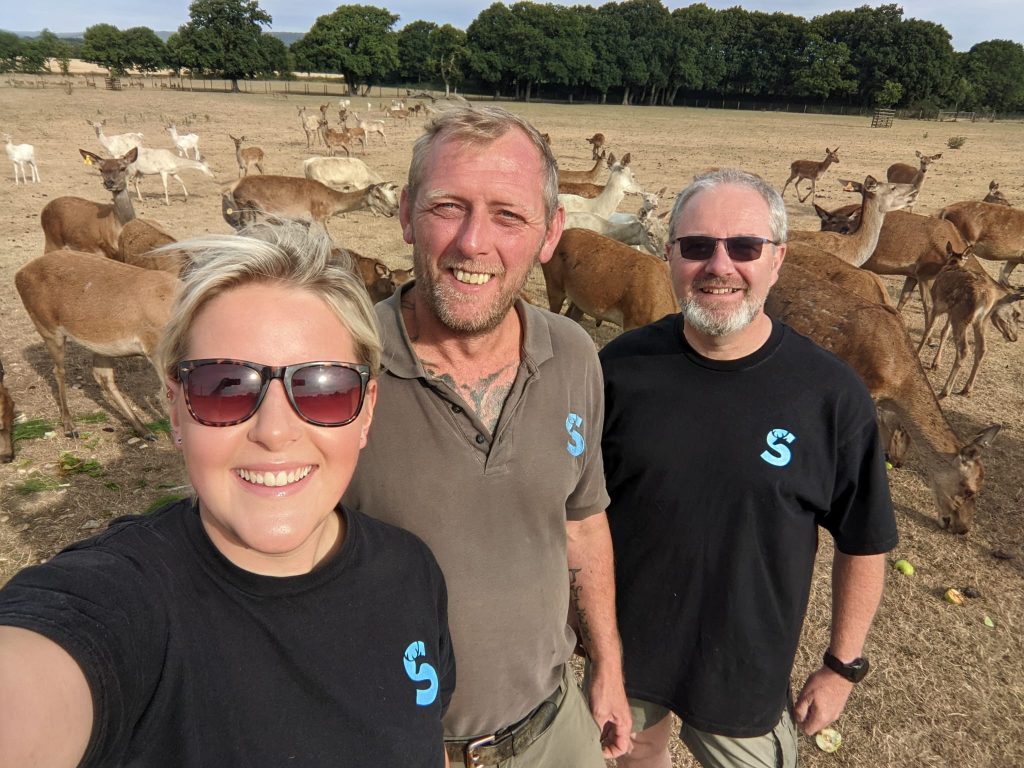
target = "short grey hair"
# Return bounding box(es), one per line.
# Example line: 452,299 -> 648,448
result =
156,219 -> 381,381
668,168 -> 788,243
407,105 -> 559,224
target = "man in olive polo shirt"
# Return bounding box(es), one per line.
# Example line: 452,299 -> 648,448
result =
344,106 -> 631,766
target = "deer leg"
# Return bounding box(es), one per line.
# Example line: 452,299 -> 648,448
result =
133,175 -> 144,203
939,324 -> 969,398
255,162 -> 264,175
172,172 -> 189,203
896,276 -> 918,313
158,172 -> 170,205
566,303 -> 585,322
998,260 -> 1019,287
797,179 -> 813,204
39,329 -> 78,437
545,284 -> 566,315
931,317 -> 952,369
91,355 -> 156,440
918,307 -> 941,356
919,280 -> 934,328
959,323 -> 986,396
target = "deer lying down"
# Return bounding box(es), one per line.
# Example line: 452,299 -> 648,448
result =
767,260 -> 1000,533
332,247 -> 412,303
15,251 -> 179,440
223,175 -> 399,228
983,181 -> 1011,207
542,228 -> 677,331
918,243 -> 1024,398
0,360 -> 14,463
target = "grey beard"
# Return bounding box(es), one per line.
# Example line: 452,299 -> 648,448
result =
679,292 -> 765,337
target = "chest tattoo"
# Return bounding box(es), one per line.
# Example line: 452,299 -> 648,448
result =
424,362 -> 517,435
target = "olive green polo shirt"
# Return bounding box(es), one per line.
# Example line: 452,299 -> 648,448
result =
344,283 -> 610,739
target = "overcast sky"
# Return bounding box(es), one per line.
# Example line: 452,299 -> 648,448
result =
6,1 -> 1019,52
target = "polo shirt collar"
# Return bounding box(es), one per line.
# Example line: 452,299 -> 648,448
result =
377,281 -> 555,379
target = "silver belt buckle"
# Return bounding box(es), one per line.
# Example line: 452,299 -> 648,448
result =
465,734 -> 497,766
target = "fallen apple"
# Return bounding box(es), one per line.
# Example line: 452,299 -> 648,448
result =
944,588 -> 965,605
815,727 -> 842,753
893,559 -> 914,575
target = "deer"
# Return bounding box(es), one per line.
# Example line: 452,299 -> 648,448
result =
766,260 -> 1001,534
0,359 -> 14,463
788,176 -> 919,268
303,156 -> 384,191
352,111 -> 387,145
165,123 -> 201,161
885,150 -> 941,212
298,106 -> 322,149
558,154 -> 642,219
14,251 -> 179,441
229,134 -> 265,177
41,148 -> 140,258
939,200 -> 1024,286
586,132 -> 605,160
342,249 -> 413,303
917,242 -> 1024,398
983,181 -> 1011,207
542,228 -> 678,331
116,219 -> 184,275
781,147 -> 840,203
558,150 -> 609,185
385,106 -> 411,124
3,133 -> 40,183
223,175 -> 399,228
127,147 -> 215,205
87,119 -> 144,157
318,119 -> 365,157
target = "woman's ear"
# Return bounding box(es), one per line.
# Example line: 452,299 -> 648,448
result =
358,379 -> 378,449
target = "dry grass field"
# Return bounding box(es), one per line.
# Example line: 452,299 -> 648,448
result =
1,82 -> 1022,767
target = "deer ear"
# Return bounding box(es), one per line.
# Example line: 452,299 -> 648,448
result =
123,146 -> 139,164
621,153 -> 631,166
813,203 -> 829,220
965,424 -> 1001,457
374,263 -> 389,277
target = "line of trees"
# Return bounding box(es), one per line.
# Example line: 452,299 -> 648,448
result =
5,0 -> 1024,113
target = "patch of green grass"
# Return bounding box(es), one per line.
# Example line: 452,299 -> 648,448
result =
14,475 -> 66,495
146,418 -> 172,435
13,418 -> 54,441
104,482 -> 122,492
77,412 -> 110,424
58,452 -> 105,478
144,494 -> 187,514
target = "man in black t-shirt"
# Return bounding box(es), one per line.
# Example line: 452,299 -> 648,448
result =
601,168 -> 897,768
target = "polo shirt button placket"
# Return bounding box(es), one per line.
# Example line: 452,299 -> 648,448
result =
475,434 -> 486,445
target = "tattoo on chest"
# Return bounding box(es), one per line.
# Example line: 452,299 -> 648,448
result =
424,362 -> 516,434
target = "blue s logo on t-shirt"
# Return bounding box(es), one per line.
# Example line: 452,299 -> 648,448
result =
566,412 -> 585,457
403,641 -> 439,706
760,428 -> 796,467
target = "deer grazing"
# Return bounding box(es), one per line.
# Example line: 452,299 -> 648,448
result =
983,181 -> 1011,206
918,242 -> 1024,398
0,359 -> 14,463
165,123 -> 201,161
3,133 -> 40,183
298,107 -> 322,149
223,175 -> 399,228
127,147 -> 215,205
788,175 -> 918,267
586,132 -> 605,160
885,150 -> 941,211
87,119 -> 143,157
558,154 -> 642,219
767,260 -> 1001,534
542,228 -> 677,331
15,251 -> 178,440
781,147 -> 840,203
229,134 -> 265,177
938,200 -> 1024,286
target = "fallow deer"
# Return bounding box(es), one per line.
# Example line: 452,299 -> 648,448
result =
223,175 -> 399,228
939,200 -> 1024,286
886,150 -> 941,211
781,147 -> 840,203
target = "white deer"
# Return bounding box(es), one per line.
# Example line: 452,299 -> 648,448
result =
3,133 -> 40,183
166,123 -> 201,161
87,119 -> 143,157
128,147 -> 215,205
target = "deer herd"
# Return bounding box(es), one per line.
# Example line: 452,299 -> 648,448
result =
2,105 -> 1022,536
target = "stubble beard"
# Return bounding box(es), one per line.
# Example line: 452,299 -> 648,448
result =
678,284 -> 766,337
412,245 -> 535,335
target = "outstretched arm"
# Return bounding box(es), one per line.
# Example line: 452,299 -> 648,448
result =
794,550 -> 886,735
566,512 -> 632,758
0,626 -> 93,767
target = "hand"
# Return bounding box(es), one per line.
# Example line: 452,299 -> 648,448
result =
586,664 -> 633,759
793,666 -> 855,736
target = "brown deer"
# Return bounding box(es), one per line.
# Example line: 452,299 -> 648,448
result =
343,250 -> 413,303
586,132 -> 606,160
318,119 -> 365,157
885,150 -> 941,211
983,181 -> 1011,206
229,134 -> 265,177
767,260 -> 1001,534
558,150 -> 609,185
939,200 -> 1024,286
788,175 -> 918,267
781,147 -> 839,203
542,228 -> 677,331
918,243 -> 1024,398
14,251 -> 178,440
0,359 -> 14,463
40,147 -> 139,258
223,175 -> 399,228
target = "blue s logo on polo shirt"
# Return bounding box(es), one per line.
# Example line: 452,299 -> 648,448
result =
403,641 -> 439,706
760,428 -> 796,467
565,412 -> 585,457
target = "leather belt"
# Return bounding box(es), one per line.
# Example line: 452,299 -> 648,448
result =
445,692 -> 561,766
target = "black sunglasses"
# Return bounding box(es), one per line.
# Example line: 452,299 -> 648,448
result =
671,235 -> 779,262
175,359 -> 370,428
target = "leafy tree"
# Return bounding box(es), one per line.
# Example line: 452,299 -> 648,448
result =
82,23 -> 130,76
664,4 -> 726,103
466,3 -> 519,97
291,5 -> 399,96
259,33 -> 292,77
574,5 -> 624,103
398,20 -> 436,83
875,79 -> 903,107
123,27 -> 167,73
791,33 -> 855,102
15,39 -> 48,73
604,0 -> 671,105
813,4 -> 904,105
506,2 -> 592,101
961,40 -> 1024,112
53,39 -> 74,75
892,19 -> 954,106
429,24 -> 469,96
174,0 -> 273,91
0,31 -> 21,73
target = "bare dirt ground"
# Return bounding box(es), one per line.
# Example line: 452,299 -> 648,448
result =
1,82 -> 1022,767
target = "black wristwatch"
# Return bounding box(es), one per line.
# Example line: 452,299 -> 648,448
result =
823,651 -> 870,683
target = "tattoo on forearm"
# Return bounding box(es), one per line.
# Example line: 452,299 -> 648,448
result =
569,567 -> 593,651
422,361 -> 515,434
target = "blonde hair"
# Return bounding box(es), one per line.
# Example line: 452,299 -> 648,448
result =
407,105 -> 559,224
156,219 -> 381,381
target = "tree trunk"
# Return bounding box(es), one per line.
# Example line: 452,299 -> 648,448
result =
621,85 -> 631,106
524,80 -> 532,102
230,77 -> 240,93
600,91 -> 607,105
